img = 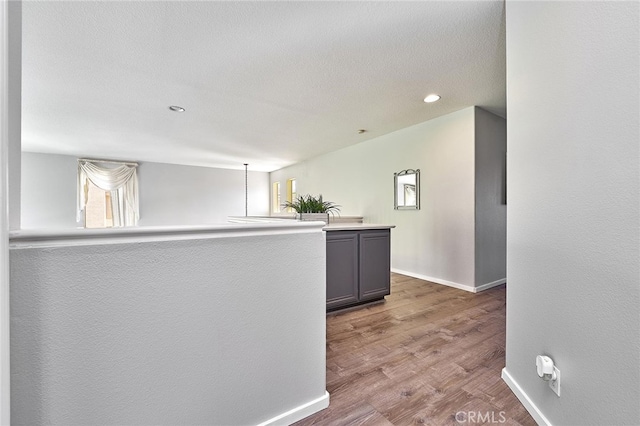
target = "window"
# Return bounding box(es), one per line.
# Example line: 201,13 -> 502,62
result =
272,182 -> 281,213
286,178 -> 297,212
84,180 -> 114,228
77,159 -> 139,228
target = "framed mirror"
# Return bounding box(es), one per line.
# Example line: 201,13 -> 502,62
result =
394,169 -> 420,210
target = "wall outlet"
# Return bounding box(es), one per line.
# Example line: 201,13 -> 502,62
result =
549,366 -> 561,396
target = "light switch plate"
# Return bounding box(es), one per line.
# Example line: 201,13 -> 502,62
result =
549,366 -> 561,396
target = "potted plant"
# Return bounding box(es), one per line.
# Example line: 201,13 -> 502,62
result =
282,194 -> 341,224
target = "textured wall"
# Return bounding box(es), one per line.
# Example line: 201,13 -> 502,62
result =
21,152 -> 270,228
504,1 -> 640,424
10,226 -> 327,425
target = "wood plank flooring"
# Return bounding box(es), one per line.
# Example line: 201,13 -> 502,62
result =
294,273 -> 535,426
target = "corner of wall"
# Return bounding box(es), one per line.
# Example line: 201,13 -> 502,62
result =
0,1 -> 11,425
501,368 -> 550,426
473,107 -> 507,287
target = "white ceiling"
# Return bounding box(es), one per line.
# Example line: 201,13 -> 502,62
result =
21,1 -> 506,172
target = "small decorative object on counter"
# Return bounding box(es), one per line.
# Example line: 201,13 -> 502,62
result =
282,194 -> 341,224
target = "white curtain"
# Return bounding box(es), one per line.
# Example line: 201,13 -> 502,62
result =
77,160 -> 139,227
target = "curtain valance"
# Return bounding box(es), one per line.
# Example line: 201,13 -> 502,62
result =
77,160 -> 139,227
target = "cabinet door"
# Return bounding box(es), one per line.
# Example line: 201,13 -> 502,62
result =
326,232 -> 359,310
359,230 -> 391,301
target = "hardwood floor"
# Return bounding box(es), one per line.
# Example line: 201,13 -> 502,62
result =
294,273 -> 535,426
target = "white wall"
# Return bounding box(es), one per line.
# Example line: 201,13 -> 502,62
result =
10,223 -> 328,425
21,153 -> 77,228
21,152 -> 270,228
503,2 -> 639,425
7,0 -> 20,231
136,161 -> 269,226
272,107 -> 506,290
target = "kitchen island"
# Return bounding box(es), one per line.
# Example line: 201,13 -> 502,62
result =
228,217 -> 395,312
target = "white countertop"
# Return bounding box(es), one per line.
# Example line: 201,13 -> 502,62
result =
322,223 -> 395,231
227,216 -> 394,231
229,216 -> 396,231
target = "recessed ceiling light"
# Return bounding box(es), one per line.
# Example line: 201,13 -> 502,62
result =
169,105 -> 185,112
423,94 -> 441,103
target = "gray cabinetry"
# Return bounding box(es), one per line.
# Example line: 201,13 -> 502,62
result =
359,231 -> 391,301
326,228 -> 391,311
326,232 -> 359,310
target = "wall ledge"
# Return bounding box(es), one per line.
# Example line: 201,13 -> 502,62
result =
10,221 -> 325,249
501,368 -> 551,426
256,391 -> 330,426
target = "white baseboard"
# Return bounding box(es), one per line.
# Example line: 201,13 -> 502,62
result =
501,368 -> 550,426
475,278 -> 507,292
391,269 -> 506,293
256,391 -> 330,426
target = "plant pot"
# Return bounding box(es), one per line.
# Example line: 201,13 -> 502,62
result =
298,213 -> 330,224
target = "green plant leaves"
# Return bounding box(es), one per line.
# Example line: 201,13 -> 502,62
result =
281,194 -> 341,215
